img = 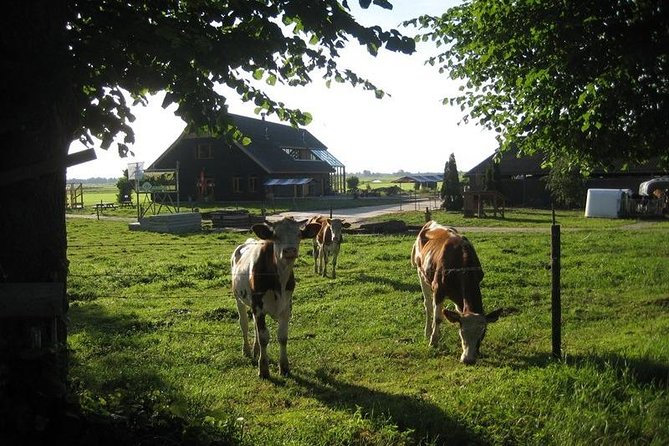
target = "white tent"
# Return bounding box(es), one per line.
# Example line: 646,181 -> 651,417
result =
584,189 -> 632,218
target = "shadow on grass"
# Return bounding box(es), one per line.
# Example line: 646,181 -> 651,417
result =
566,353 -> 669,388
291,369 -> 489,445
52,304 -> 244,446
485,347 -> 668,389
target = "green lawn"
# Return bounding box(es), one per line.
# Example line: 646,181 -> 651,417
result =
64,212 -> 669,445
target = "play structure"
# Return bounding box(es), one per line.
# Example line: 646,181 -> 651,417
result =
128,162 -> 181,218
65,183 -> 84,209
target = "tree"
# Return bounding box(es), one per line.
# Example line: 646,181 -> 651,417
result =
440,153 -> 463,210
0,0 -> 414,436
545,159 -> 586,209
347,175 -> 360,192
116,170 -> 134,204
409,0 -> 669,171
484,161 -> 503,194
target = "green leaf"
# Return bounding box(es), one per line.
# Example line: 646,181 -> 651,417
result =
252,69 -> 264,80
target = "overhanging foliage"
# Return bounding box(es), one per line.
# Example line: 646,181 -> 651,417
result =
65,0 -> 415,156
408,0 -> 669,171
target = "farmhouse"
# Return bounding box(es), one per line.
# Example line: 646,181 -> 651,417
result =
465,151 -> 669,207
147,114 -> 346,201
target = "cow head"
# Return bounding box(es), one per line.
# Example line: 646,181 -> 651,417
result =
252,218 -> 321,262
327,218 -> 351,243
443,308 -> 503,365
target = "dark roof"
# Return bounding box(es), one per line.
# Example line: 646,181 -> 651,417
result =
393,174 -> 442,183
466,151 -> 668,178
466,152 -> 548,178
226,114 -> 334,174
232,114 -> 326,148
149,113 -> 336,174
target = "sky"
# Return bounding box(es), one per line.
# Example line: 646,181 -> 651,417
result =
66,1 -> 498,180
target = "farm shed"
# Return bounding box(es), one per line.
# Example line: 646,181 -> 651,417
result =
393,174 -> 442,190
147,114 -> 347,202
465,152 -> 669,207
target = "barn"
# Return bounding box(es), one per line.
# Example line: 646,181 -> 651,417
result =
147,114 -> 346,202
465,152 -> 669,207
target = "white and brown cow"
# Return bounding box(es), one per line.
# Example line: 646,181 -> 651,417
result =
411,220 -> 503,364
231,217 -> 321,378
308,215 -> 351,279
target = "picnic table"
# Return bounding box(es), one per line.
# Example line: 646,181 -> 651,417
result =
94,202 -> 117,210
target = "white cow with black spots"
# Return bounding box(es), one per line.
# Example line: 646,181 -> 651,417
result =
231,218 -> 320,378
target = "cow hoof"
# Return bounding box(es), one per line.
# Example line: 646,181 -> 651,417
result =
242,345 -> 252,357
279,367 -> 290,377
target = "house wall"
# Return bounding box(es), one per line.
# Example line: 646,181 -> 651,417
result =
466,174 -> 549,207
152,137 -> 333,201
152,137 -> 266,202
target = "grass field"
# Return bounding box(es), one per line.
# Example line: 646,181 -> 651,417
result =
64,211 -> 669,445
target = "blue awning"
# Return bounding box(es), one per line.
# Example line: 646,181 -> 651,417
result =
264,178 -> 313,186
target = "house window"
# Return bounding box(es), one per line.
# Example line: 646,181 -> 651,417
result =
196,143 -> 213,159
248,177 -> 257,193
232,177 -> 243,193
282,147 -> 316,161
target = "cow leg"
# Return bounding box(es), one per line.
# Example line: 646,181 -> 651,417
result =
331,248 -> 339,279
419,275 -> 433,339
236,299 -> 252,357
320,246 -> 328,277
277,309 -> 291,376
430,299 -> 444,347
312,239 -> 319,273
253,312 -> 270,379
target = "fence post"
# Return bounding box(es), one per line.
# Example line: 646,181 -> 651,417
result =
551,208 -> 561,359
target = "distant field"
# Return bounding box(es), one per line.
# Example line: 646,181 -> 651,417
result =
65,181 -> 438,217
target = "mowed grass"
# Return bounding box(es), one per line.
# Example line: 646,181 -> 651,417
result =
65,216 -> 669,445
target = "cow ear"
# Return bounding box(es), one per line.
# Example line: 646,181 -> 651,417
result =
251,224 -> 273,240
301,223 -> 322,239
343,222 -> 351,228
443,309 -> 461,324
485,308 -> 503,323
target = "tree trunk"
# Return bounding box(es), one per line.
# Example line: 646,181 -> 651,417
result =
0,0 -> 75,439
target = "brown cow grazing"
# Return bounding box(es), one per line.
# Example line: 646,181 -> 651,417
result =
308,215 -> 351,279
231,218 -> 321,378
411,220 -> 502,364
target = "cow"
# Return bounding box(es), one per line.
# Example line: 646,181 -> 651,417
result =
231,217 -> 321,378
411,220 -> 503,364
307,215 -> 351,279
